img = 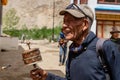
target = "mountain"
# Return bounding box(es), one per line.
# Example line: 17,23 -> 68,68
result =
3,0 -> 69,29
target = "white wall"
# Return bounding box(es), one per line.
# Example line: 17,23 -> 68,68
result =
0,37 -> 18,50
70,0 -> 74,3
88,0 -> 97,34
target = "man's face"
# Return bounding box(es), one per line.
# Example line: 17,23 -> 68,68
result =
62,13 -> 87,41
112,32 -> 119,39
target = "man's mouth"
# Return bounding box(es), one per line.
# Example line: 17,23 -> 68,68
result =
65,31 -> 71,35
62,27 -> 71,35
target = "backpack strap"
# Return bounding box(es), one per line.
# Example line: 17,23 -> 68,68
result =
96,38 -> 113,80
96,38 -> 108,73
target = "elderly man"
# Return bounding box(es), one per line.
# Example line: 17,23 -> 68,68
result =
30,3 -> 120,80
110,26 -> 120,45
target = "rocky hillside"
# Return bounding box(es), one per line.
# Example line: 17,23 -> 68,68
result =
3,0 -> 69,29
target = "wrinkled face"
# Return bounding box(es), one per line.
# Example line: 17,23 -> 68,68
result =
62,13 -> 88,41
112,33 -> 119,39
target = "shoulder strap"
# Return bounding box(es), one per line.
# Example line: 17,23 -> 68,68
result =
96,38 -> 113,80
96,38 -> 108,72
96,38 -> 106,53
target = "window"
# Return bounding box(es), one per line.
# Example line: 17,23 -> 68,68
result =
73,0 -> 87,4
105,0 -> 115,2
105,0 -> 120,2
98,0 -> 120,4
74,0 -> 77,4
97,20 -> 120,38
117,0 -> 120,2
80,0 -> 88,4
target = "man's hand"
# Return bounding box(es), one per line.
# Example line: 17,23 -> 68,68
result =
30,68 -> 48,80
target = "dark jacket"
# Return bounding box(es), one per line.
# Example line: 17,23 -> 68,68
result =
110,37 -> 120,45
46,31 -> 120,80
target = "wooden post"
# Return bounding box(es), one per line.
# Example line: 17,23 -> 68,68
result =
0,1 -> 3,35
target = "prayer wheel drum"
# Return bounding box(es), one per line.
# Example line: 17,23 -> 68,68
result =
22,48 -> 42,65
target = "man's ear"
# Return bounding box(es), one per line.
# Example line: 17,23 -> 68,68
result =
82,20 -> 89,31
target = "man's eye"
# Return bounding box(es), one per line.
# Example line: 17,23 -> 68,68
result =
68,19 -> 74,22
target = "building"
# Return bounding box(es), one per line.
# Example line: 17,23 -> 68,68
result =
70,0 -> 120,38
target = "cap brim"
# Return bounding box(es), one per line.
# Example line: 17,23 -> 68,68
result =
110,31 -> 120,33
59,9 -> 85,18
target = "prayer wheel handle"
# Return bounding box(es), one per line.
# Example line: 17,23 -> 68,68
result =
26,41 -> 31,49
26,41 -> 37,68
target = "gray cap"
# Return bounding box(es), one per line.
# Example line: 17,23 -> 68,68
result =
110,27 -> 120,33
59,3 -> 94,22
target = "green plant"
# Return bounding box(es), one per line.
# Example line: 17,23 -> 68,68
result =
3,8 -> 20,30
3,26 -> 62,41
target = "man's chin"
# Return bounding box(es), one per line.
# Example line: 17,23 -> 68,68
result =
65,36 -> 73,40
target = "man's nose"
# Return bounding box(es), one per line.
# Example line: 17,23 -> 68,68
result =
62,23 -> 68,28
62,24 -> 67,31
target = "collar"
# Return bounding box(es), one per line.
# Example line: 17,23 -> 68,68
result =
69,31 -> 96,53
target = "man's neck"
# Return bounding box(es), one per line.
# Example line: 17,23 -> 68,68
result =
73,32 -> 88,47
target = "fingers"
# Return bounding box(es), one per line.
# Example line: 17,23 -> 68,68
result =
30,68 -> 47,80
30,68 -> 41,80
